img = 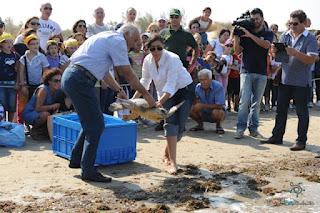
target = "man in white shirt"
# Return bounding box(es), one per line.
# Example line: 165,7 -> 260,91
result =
62,24 -> 155,183
38,2 -> 62,51
86,7 -> 114,38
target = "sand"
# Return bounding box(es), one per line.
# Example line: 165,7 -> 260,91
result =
0,109 -> 320,212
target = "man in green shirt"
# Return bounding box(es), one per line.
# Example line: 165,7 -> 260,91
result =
160,8 -> 199,69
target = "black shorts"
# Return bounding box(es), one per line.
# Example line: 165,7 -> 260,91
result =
227,78 -> 240,95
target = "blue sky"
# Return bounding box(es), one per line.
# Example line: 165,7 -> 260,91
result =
1,0 -> 319,31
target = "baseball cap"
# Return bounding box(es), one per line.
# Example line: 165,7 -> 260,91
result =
157,16 -> 167,22
64,38 -> 78,48
24,34 -> 38,45
0,33 -> 14,43
169,8 -> 181,16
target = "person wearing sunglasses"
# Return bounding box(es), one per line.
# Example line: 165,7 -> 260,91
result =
38,2 -> 62,51
158,8 -> 198,131
261,10 -> 318,151
233,8 -> 274,140
72,20 -> 87,38
14,17 -> 40,45
22,69 -> 63,140
132,34 -> 193,175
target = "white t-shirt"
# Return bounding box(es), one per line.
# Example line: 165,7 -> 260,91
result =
86,23 -> 114,37
38,18 -> 62,50
209,38 -> 224,57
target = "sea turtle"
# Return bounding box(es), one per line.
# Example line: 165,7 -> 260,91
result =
109,98 -> 185,122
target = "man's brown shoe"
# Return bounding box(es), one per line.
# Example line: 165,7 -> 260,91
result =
290,143 -> 306,151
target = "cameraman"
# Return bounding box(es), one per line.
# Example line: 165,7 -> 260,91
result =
261,10 -> 318,151
233,8 -> 274,139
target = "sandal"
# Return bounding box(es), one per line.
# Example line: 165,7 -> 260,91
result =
189,125 -> 204,131
215,127 -> 225,134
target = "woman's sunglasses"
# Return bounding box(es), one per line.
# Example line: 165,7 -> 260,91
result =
30,22 -> 40,26
149,46 -> 163,52
51,79 -> 61,83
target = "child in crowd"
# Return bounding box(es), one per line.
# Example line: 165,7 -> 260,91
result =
227,53 -> 241,112
146,23 -> 160,35
63,38 -> 78,58
19,34 -> 50,98
0,33 -> 20,121
46,40 -> 60,69
215,39 -> 233,94
71,32 -> 86,47
197,51 -> 217,72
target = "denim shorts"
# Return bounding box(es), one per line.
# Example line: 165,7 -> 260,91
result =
163,84 -> 193,141
0,87 -> 17,112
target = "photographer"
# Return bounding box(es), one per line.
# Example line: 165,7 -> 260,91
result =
261,10 -> 318,151
233,8 -> 274,139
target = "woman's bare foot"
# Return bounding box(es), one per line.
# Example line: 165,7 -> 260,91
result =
166,164 -> 177,175
162,156 -> 170,166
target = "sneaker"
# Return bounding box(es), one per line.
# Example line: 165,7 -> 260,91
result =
271,106 -> 277,111
249,131 -> 264,139
234,131 -> 244,139
307,102 -> 313,108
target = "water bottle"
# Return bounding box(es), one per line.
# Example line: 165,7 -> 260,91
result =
0,103 -> 4,121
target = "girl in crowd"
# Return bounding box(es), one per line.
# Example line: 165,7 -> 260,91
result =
188,19 -> 201,35
205,29 -> 230,57
115,7 -> 137,30
72,20 -> 87,35
13,28 -> 37,57
215,39 -> 233,94
146,23 -> 160,35
63,38 -> 78,58
19,34 -> 49,100
14,17 -> 40,45
72,32 -> 86,46
194,7 -> 213,45
46,39 -> 68,69
0,33 -> 19,121
22,69 -> 63,139
133,35 -> 193,174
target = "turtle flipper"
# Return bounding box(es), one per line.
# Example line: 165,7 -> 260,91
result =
166,101 -> 185,118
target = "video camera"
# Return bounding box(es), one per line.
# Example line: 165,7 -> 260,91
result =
232,11 -> 255,36
213,57 -> 227,73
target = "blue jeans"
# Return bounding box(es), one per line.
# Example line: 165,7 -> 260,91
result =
0,86 -> 16,112
61,65 -> 104,177
237,73 -> 267,133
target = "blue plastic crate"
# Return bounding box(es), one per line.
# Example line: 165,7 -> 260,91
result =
52,113 -> 137,165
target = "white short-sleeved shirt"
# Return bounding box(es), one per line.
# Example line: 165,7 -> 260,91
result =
38,18 -> 62,50
70,31 -> 130,80
86,23 -> 114,37
209,38 -> 224,57
140,50 -> 192,99
19,51 -> 49,85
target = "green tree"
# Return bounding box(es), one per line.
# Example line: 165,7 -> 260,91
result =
2,17 -> 23,36
136,13 -> 154,32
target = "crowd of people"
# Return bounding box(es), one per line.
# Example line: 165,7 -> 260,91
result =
0,2 -> 320,182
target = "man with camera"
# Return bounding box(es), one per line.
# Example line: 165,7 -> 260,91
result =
233,8 -> 274,139
261,10 -> 318,151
